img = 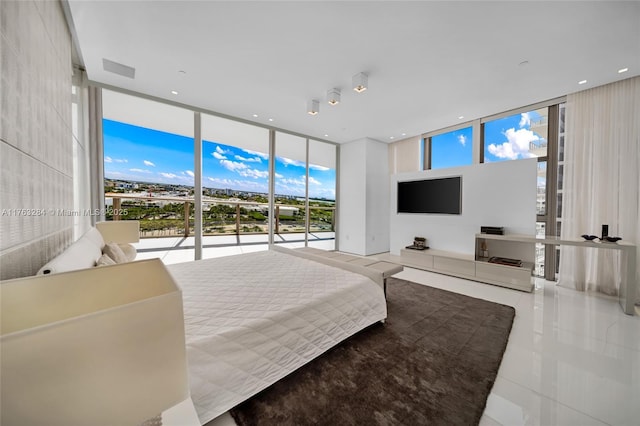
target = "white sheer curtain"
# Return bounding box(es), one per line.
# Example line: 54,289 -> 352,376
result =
559,76 -> 640,304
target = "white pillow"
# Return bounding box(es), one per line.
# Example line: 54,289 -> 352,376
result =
96,254 -> 116,267
83,226 -> 106,249
37,234 -> 102,275
117,243 -> 137,262
102,242 -> 128,264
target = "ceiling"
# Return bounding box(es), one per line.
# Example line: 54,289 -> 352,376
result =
67,1 -> 640,144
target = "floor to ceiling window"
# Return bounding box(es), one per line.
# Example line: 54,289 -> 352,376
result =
200,113 -> 269,258
100,88 -> 337,260
274,132 -> 308,246
308,139 -> 337,250
101,90 -> 194,262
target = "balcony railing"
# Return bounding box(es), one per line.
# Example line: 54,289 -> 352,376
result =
105,193 -> 335,239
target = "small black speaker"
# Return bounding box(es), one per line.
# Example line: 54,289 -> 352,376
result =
601,224 -> 609,239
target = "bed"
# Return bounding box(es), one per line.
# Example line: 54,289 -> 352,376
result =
167,248 -> 387,424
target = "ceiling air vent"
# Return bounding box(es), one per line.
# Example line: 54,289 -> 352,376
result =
102,58 -> 135,79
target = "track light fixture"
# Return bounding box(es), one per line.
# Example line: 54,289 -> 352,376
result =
307,99 -> 319,115
327,88 -> 341,105
352,72 -> 368,93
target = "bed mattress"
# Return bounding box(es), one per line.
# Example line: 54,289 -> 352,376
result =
167,250 -> 387,424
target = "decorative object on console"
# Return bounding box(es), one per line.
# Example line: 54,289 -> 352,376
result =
480,239 -> 489,258
488,256 -> 523,267
581,234 -> 598,241
406,236 -> 429,250
602,236 -> 622,243
601,224 -> 609,240
481,226 -> 504,235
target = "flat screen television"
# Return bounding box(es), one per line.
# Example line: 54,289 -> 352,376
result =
397,176 -> 462,214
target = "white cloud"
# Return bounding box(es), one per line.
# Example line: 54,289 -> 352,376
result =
277,175 -> 321,186
458,134 -> 467,146
212,151 -> 227,160
239,169 -> 269,179
275,173 -> 284,179
235,155 -> 262,163
275,183 -> 304,196
280,177 -> 305,186
220,159 -> 248,172
279,157 -> 305,168
143,160 -> 155,167
129,168 -> 151,173
206,177 -> 267,192
105,157 -> 127,163
215,146 -> 231,155
207,177 -> 234,186
160,172 -> 178,179
242,149 -> 269,160
519,112 -> 531,128
309,164 -> 331,171
487,128 -> 539,160
184,170 -> 195,177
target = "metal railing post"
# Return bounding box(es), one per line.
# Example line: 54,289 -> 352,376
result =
236,203 -> 241,235
184,202 -> 190,237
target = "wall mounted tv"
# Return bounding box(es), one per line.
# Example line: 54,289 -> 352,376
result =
397,176 -> 462,214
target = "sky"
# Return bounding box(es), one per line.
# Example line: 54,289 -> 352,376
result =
104,110 -> 544,201
103,119 -> 336,200
430,110 -> 546,169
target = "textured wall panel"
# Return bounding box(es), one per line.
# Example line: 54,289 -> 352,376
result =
0,0 -> 74,279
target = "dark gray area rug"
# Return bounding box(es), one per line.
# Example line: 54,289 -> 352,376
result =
228,277 -> 515,426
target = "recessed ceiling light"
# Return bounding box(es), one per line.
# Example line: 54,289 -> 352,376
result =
458,116 -> 464,120
324,134 -> 329,137
389,136 -> 395,140
578,80 -> 587,85
618,68 -> 628,74
252,114 -> 258,118
401,133 -> 406,136
171,90 -> 178,95
268,118 -> 274,122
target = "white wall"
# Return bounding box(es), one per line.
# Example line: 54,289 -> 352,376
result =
338,138 -> 390,255
390,159 -> 537,255
0,1 -> 78,279
366,140 -> 390,254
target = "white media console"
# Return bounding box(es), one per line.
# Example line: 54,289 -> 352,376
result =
391,233 -> 637,315
396,234 -> 534,293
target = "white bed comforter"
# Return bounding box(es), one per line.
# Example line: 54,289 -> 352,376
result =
167,250 -> 387,424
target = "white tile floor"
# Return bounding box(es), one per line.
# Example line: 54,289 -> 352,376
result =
395,267 -> 640,426
138,240 -> 639,425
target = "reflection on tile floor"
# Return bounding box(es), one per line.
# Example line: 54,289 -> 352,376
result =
392,266 -> 639,426
139,241 -> 639,426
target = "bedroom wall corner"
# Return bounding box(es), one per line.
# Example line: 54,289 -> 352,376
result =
0,0 -> 75,279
